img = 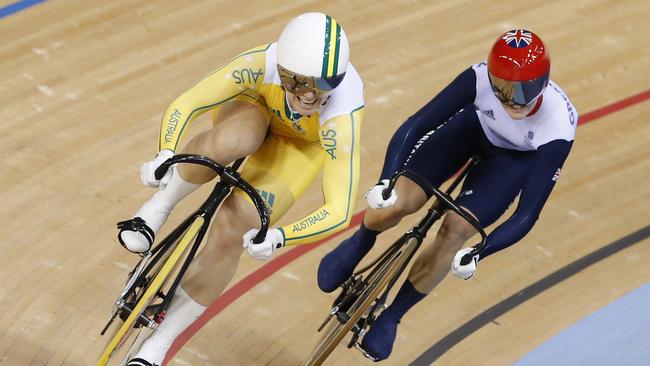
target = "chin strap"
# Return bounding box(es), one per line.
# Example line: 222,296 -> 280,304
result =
285,92 -> 300,113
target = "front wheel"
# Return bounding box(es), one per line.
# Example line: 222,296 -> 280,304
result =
302,237 -> 419,366
96,217 -> 205,366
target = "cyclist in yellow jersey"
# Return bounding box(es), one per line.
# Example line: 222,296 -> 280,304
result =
117,13 -> 364,366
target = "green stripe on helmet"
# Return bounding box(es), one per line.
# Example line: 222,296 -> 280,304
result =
332,23 -> 341,77
321,15 -> 332,78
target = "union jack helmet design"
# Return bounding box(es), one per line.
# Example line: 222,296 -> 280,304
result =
502,29 -> 533,48
487,29 -> 550,106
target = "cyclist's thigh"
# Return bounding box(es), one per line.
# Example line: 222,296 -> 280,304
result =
455,147 -> 537,227
234,133 -> 325,225
211,92 -> 272,126
401,107 -> 482,197
208,93 -> 272,150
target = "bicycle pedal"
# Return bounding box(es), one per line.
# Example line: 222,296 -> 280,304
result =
365,300 -> 386,318
354,342 -> 378,362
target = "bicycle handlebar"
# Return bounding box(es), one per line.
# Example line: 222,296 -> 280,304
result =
382,158 -> 487,263
154,154 -> 270,244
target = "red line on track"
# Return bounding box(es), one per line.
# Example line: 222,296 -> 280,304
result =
579,89 -> 650,125
164,213 -> 364,364
164,88 -> 650,364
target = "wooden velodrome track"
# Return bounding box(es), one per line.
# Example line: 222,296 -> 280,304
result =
1,0 -> 649,365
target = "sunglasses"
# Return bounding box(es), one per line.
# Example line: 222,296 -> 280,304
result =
277,65 -> 345,98
488,72 -> 548,107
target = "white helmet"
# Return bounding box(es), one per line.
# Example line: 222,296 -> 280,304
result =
277,12 -> 349,95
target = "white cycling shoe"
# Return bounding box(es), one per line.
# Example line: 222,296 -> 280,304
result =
126,358 -> 158,366
117,199 -> 172,253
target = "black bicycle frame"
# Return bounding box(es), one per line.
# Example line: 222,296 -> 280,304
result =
120,154 -> 271,320
360,158 -> 487,306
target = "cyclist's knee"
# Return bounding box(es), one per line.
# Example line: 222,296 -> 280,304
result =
210,128 -> 260,160
437,211 -> 477,249
209,195 -> 260,249
365,179 -> 427,230
392,176 -> 428,216
210,102 -> 268,159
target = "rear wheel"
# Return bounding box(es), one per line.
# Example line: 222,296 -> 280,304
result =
302,237 -> 419,366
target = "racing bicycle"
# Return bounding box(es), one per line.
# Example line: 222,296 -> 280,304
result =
303,158 -> 487,365
96,154 -> 270,366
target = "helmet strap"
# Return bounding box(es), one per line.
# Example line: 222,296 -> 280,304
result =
285,92 -> 298,114
526,95 -> 544,117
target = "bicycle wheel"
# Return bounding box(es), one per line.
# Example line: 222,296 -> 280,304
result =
96,217 -> 205,366
303,236 -> 419,366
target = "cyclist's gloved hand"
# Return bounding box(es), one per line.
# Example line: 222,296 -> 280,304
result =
452,247 -> 479,280
365,179 -> 397,209
243,228 -> 285,260
140,149 -> 175,188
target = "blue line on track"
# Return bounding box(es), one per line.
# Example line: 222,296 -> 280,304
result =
0,0 -> 47,20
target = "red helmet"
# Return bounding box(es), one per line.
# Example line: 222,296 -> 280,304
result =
487,29 -> 550,106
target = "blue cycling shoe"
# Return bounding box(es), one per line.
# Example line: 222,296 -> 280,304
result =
317,225 -> 379,292
360,311 -> 400,361
317,236 -> 366,292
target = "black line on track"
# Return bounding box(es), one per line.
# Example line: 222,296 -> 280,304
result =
409,224 -> 650,366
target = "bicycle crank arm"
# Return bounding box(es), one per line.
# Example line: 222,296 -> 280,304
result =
118,252 -> 152,301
